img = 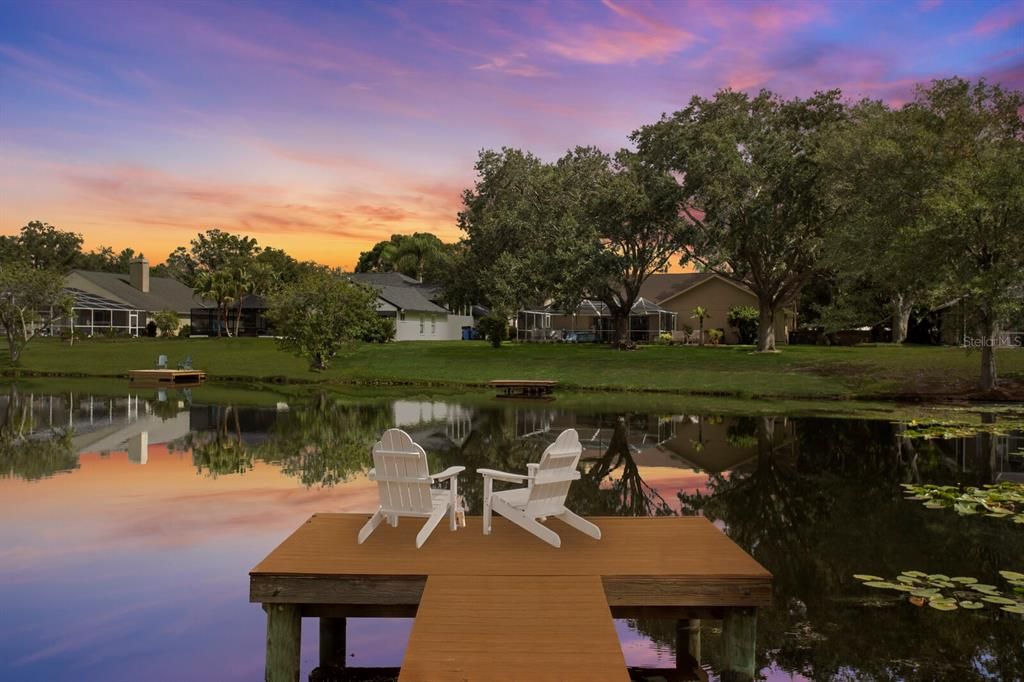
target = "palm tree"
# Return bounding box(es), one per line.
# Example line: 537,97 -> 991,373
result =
195,270 -> 235,336
691,306 -> 709,346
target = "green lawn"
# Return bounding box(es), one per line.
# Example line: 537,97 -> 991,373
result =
3,337 -> 1022,401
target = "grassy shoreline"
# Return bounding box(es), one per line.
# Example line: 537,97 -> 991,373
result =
2,337 -> 1023,403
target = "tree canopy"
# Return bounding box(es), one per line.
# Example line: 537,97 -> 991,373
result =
266,268 -> 392,370
633,88 -> 847,351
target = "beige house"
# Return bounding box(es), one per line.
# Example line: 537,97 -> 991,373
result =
639,273 -> 790,345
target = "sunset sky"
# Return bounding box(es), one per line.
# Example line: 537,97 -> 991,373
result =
1,0 -> 1022,269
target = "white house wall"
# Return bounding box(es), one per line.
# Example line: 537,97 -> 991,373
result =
393,313 -> 473,341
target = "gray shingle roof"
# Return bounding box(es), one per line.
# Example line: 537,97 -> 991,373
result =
638,273 -> 717,303
374,284 -> 449,314
67,270 -> 205,314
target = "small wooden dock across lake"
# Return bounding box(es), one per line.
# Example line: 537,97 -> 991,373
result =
250,514 -> 771,681
489,379 -> 559,399
127,369 -> 207,385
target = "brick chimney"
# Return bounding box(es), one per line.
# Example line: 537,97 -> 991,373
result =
129,257 -> 150,293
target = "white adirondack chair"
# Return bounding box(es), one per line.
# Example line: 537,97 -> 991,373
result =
478,428 -> 600,548
357,429 -> 465,549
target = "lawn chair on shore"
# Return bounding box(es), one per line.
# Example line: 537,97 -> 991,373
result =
155,354 -> 168,369
478,428 -> 600,548
177,355 -> 193,370
358,429 -> 465,548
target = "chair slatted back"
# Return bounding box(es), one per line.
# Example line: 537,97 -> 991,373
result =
372,429 -> 433,514
526,429 -> 582,516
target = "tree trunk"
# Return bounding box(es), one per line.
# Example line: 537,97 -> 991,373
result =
614,313 -> 629,347
756,301 -> 776,352
234,302 -> 243,337
698,317 -> 705,347
979,317 -> 998,392
891,295 -> 912,344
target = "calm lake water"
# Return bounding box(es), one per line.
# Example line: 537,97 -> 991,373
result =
1,383 -> 1022,681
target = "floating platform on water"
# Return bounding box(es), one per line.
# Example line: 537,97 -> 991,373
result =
127,369 -> 207,385
251,513 -> 771,682
489,379 -> 559,399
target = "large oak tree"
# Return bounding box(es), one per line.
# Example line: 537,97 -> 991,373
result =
633,89 -> 847,351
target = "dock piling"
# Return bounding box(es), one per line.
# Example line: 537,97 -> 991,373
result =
722,607 -> 757,681
319,617 -> 347,668
264,603 -> 301,682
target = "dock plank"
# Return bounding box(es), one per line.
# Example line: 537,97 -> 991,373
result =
252,515 -> 768,581
251,515 -> 771,609
399,574 -> 628,682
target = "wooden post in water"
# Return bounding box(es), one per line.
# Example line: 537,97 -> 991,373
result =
676,618 -> 701,668
263,604 -> 301,682
722,608 -> 757,681
319,617 -> 347,668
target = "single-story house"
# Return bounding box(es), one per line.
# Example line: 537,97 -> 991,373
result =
519,297 -> 678,342
190,294 -> 271,337
515,273 -> 789,344
60,258 -> 200,336
638,273 -> 789,345
349,272 -> 474,341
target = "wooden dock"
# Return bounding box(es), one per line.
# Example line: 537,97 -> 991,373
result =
127,369 -> 207,385
489,379 -> 559,399
251,514 -> 771,682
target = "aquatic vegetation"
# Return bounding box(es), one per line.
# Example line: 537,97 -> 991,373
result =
854,571 -> 1024,613
902,482 -> 1024,524
897,418 -> 1024,440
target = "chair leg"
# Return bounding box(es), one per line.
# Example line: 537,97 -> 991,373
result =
449,477 -> 459,531
357,510 -> 384,544
557,509 -> 601,540
482,477 -> 493,535
416,507 -> 448,549
491,497 -> 561,548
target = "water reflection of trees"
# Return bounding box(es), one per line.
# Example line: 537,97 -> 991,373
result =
0,386 -> 78,481
572,416 -> 674,516
255,393 -> 391,487
178,393 -> 392,486
176,404 -> 253,477
665,416 -> 1024,681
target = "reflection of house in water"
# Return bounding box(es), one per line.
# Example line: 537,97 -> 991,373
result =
0,391 -> 193,464
392,401 -> 474,447
508,408 -> 763,476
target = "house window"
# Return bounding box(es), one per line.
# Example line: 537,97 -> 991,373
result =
399,311 -> 406,321
419,315 -> 425,334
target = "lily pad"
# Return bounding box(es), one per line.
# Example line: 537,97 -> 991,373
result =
951,576 -> 978,584
853,574 -> 884,582
999,571 -> 1024,581
928,601 -> 958,611
980,595 -> 1016,605
1001,605 -> 1024,614
863,581 -> 901,589
959,601 -> 985,609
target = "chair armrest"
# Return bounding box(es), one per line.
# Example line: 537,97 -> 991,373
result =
477,468 -> 529,483
430,466 -> 466,481
367,468 -> 376,481
526,463 -> 540,477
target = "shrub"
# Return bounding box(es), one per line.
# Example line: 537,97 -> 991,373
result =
477,315 -> 508,348
179,323 -> 192,338
153,310 -> 180,338
656,331 -> 673,345
727,305 -> 759,344
707,328 -> 725,345
266,269 -> 387,370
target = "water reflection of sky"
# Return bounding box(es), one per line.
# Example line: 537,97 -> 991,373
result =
2,390 -> 1021,681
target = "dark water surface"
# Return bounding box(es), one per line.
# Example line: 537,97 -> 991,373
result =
1,383 -> 1022,681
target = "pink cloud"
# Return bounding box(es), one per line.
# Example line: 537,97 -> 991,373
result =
970,2 -> 1024,36
542,0 -> 698,65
